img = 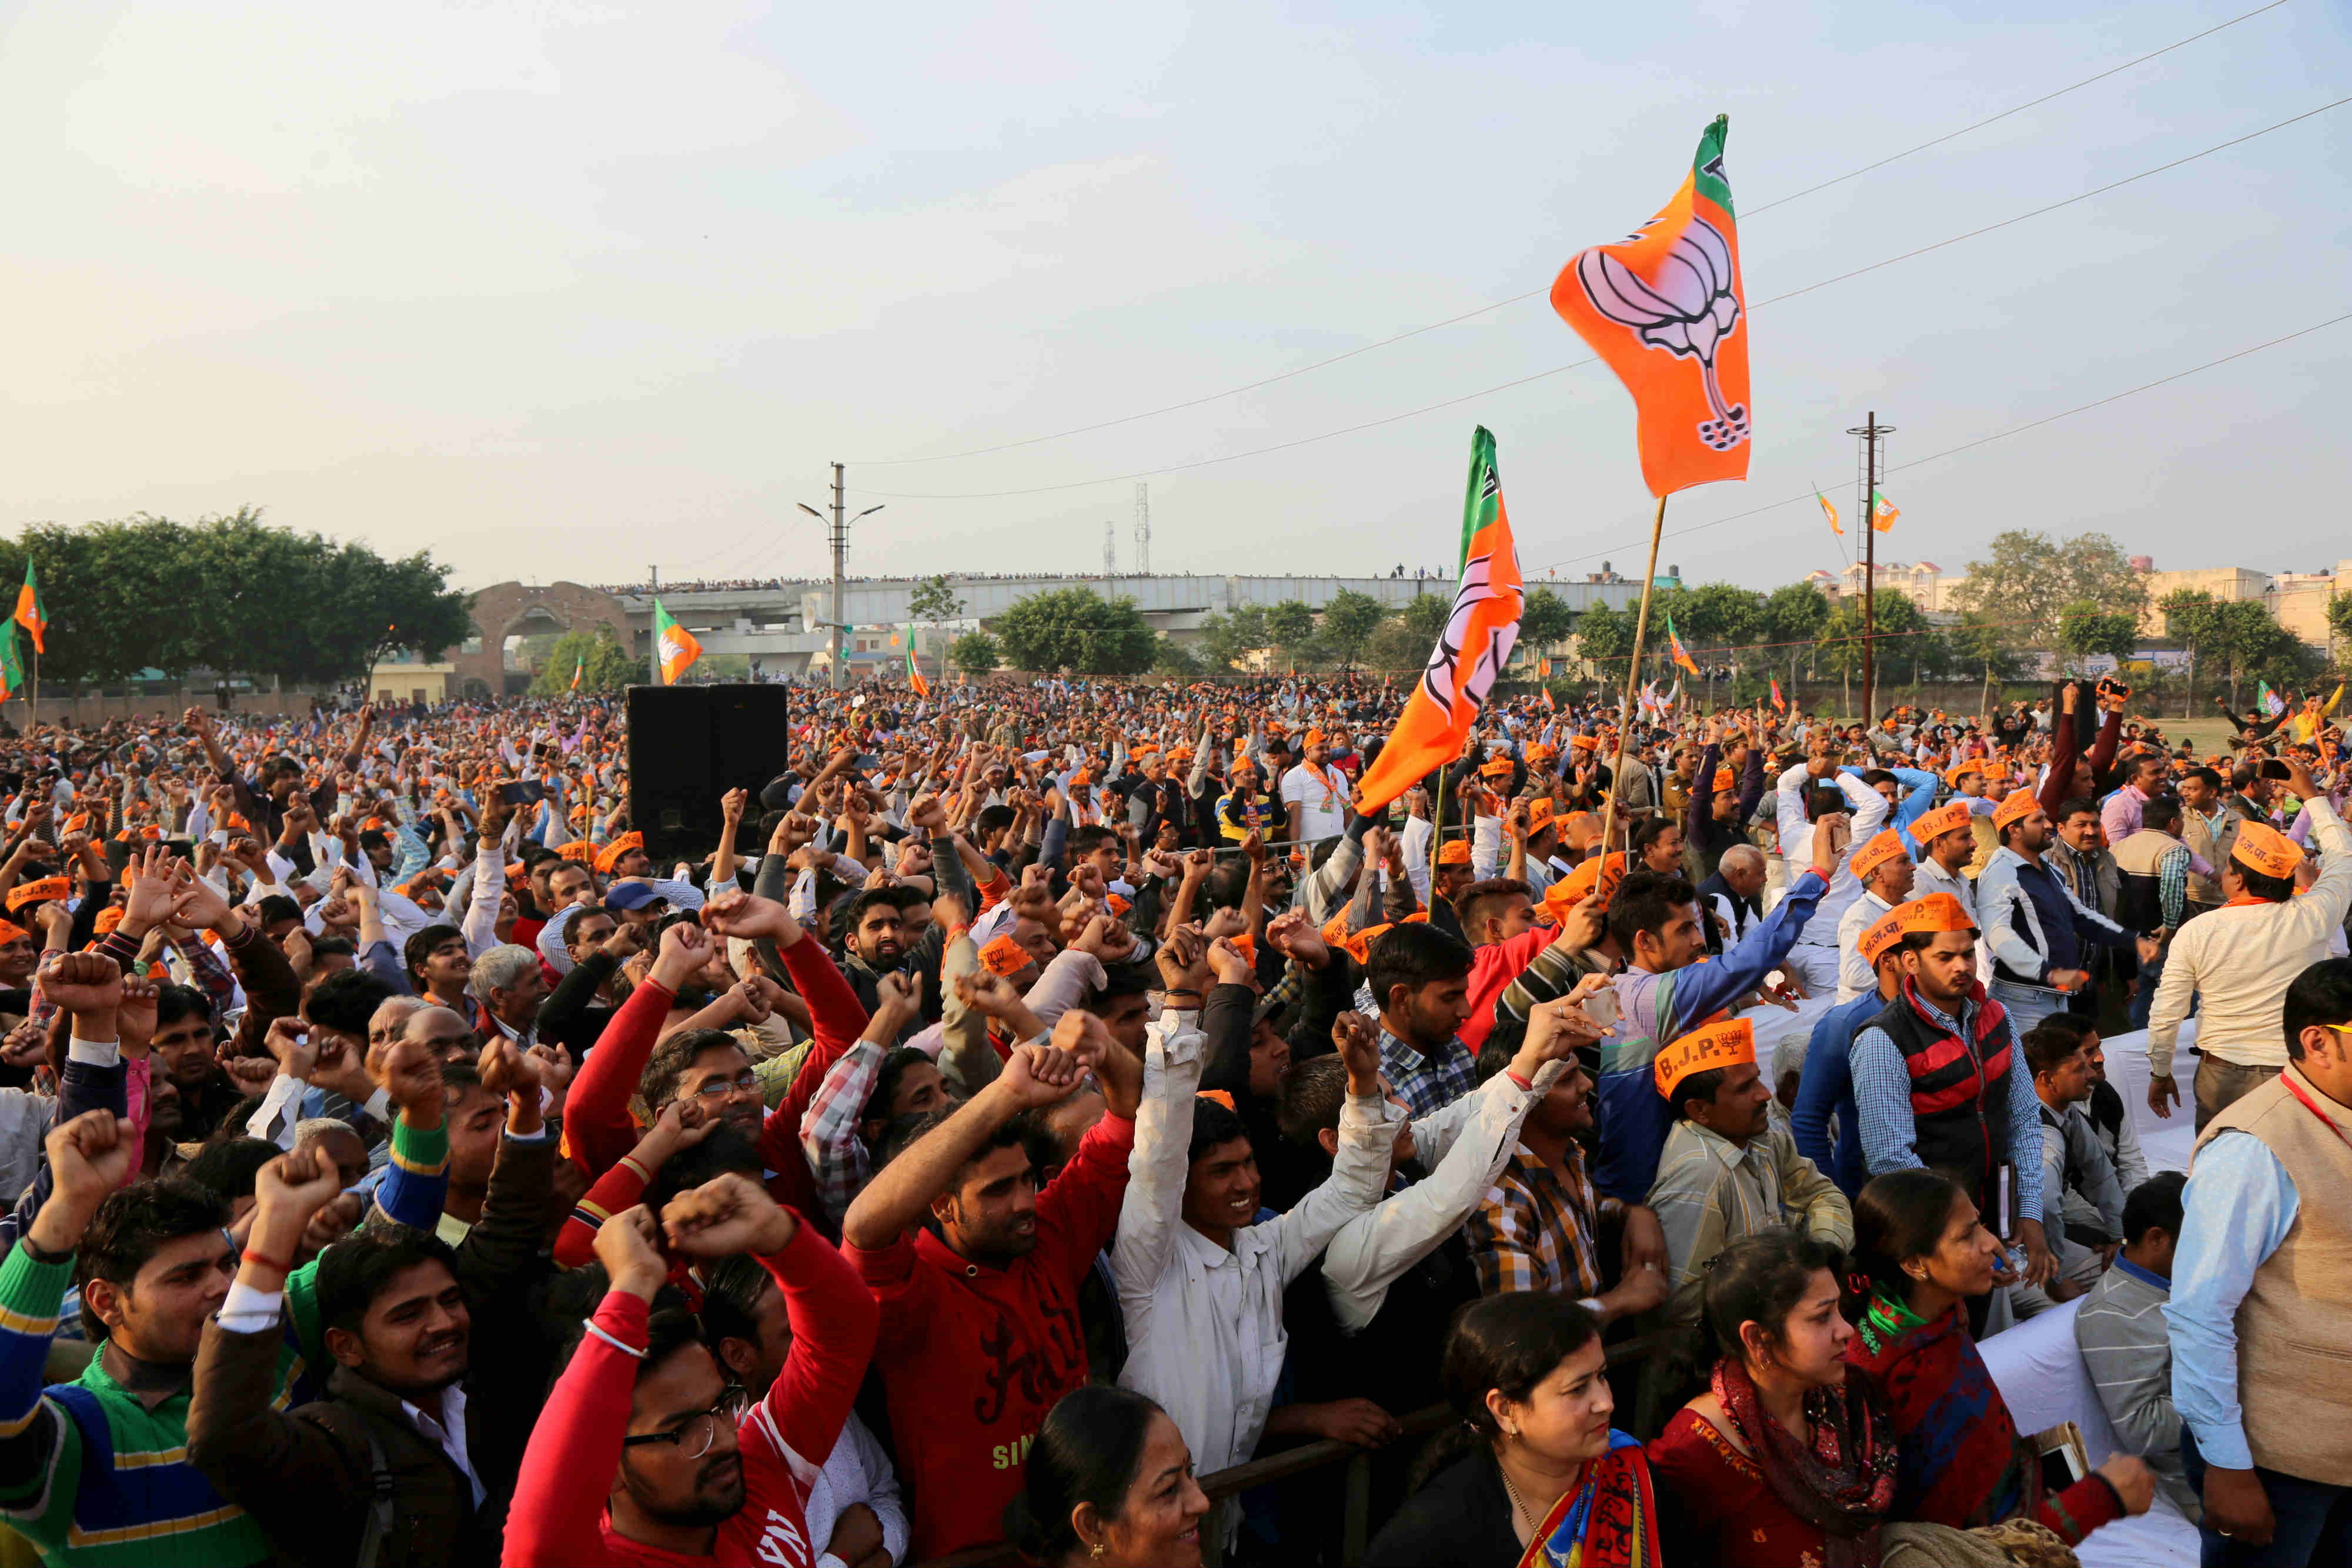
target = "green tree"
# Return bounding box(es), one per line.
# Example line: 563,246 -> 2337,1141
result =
993,586 -> 1157,674
1197,604 -> 1272,673
1950,529 -> 2148,646
1400,592 -> 1450,643
949,631 -> 1001,677
908,574 -> 964,626
1320,590 -> 1386,671
1363,617 -> 1423,673
2056,599 -> 2141,666
1151,636 -> 1200,679
2161,589 -> 2224,715
2328,591 -> 2352,664
1518,587 -> 1577,653
1265,600 -> 1317,669
1668,583 -> 1763,661
1862,591 -> 1932,690
2204,599 -> 2314,710
529,624 -> 637,696
1759,582 -> 1831,688
0,507 -> 469,685
1948,611 -> 2022,714
1573,600 -> 1631,670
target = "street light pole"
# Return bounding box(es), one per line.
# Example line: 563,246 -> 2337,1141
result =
799,469 -> 883,691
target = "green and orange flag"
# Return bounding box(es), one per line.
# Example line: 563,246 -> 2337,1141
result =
1815,487 -> 1840,536
1355,426 -> 1524,814
652,599 -> 701,686
1551,115 -> 1749,499
906,628 -> 930,698
1871,489 -> 1899,531
0,623 -> 21,702
14,564 -> 46,656
1667,614 -> 1700,677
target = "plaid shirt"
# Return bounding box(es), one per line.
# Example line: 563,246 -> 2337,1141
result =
1465,1140 -> 1604,1297
1377,1024 -> 1478,1117
799,1038 -> 886,1226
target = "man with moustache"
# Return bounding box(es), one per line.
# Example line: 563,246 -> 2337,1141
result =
185,1037 -> 560,1567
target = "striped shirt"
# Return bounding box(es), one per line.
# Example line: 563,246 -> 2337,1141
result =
0,1246 -> 290,1567
1464,1142 -> 1605,1298
2074,1258 -> 2196,1516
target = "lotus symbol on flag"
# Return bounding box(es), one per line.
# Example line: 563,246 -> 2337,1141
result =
1421,551 -> 1518,726
1575,214 -> 1749,452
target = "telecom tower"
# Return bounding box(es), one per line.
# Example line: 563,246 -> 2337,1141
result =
1103,520 -> 1117,577
1133,482 -> 1151,575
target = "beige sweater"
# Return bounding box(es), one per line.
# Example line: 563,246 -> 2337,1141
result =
2149,797 -> 2352,1074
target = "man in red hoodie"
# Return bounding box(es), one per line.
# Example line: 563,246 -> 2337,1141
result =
1457,874 -> 1610,1055
840,1009 -> 1146,1560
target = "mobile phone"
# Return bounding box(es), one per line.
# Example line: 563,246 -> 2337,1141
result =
2036,1423 -> 2090,1493
2260,760 -> 2293,781
1993,1162 -> 2016,1241
499,781 -> 546,806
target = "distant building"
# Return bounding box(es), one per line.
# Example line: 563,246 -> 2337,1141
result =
2133,559 -> 2349,648
1830,560 -> 1969,613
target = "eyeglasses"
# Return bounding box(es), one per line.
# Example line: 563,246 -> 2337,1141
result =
690,1072 -> 761,1100
622,1386 -> 750,1458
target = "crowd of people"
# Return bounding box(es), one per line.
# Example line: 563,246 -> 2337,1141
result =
0,666 -> 2343,1568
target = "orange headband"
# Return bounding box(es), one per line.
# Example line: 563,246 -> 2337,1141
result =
1857,905 -> 1912,969
1909,801 -> 1972,846
6,877 -> 69,913
1896,891 -> 1975,937
1655,1017 -> 1755,1101
1557,850 -> 1628,905
2233,821 -> 2302,881
979,934 -> 1032,977
1992,788 -> 2040,832
1850,830 -> 1910,885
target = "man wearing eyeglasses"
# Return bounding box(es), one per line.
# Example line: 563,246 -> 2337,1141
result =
505,1175 -> 880,1568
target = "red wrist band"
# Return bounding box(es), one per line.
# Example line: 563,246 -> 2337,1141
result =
240,1247 -> 292,1273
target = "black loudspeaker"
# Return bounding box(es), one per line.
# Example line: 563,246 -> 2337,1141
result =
625,684 -> 792,863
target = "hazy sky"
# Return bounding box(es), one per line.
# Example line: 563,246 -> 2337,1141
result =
5,1 -> 2347,594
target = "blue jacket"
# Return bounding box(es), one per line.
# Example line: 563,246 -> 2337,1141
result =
1595,870 -> 1828,1203
1792,989 -> 1881,1198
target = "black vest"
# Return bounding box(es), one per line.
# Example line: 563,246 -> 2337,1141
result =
1867,980 -> 2017,1210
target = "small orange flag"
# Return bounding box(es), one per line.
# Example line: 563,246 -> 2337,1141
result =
14,563 -> 46,656
1551,115 -> 1750,499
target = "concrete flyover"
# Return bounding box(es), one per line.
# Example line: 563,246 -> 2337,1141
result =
466,571 -> 1651,681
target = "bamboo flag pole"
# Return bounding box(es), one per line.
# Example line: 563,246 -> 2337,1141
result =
1596,494 -> 1669,867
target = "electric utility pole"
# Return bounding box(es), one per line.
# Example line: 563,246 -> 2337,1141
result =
799,464 -> 883,690
1847,413 -> 1894,721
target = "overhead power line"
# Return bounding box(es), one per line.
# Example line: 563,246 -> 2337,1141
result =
1521,310 -> 2352,577
851,0 -> 2292,468
850,93 -> 2350,502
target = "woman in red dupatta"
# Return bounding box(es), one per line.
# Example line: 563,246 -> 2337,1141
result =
1649,1232 -> 1899,1567
1363,1295 -> 1658,1568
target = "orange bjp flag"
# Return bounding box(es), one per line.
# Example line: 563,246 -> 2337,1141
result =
1551,115 -> 1750,499
1354,426 -> 1524,815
